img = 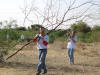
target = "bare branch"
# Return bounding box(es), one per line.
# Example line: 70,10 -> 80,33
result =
22,0 -> 36,25
70,0 -> 93,10
6,0 -> 94,60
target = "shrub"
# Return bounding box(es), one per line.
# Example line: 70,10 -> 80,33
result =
71,20 -> 91,33
16,27 -> 26,31
49,33 -> 55,44
77,32 -> 93,43
92,25 -> 100,31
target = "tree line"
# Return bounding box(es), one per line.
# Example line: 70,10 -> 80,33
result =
0,20 -> 100,43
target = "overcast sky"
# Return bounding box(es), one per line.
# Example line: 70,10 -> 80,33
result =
0,0 -> 100,29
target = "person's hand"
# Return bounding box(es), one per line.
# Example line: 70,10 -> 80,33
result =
66,33 -> 71,37
36,34 -> 39,37
34,34 -> 39,39
41,36 -> 44,40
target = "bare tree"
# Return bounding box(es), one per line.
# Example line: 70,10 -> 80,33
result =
81,0 -> 100,26
6,0 -> 94,60
21,0 -> 94,29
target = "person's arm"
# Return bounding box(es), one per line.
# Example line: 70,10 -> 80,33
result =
42,35 -> 49,46
71,36 -> 77,43
33,34 -> 39,43
71,38 -> 76,43
66,33 -> 71,42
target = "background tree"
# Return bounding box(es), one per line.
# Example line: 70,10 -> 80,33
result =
71,20 -> 91,33
92,25 -> 100,31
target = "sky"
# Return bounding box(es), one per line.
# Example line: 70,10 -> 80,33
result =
0,0 -> 100,29
0,0 -> 25,25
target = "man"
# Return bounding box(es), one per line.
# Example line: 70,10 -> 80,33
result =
33,27 -> 49,75
66,30 -> 77,65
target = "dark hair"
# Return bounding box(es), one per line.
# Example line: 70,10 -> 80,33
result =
72,30 -> 76,33
40,26 -> 45,30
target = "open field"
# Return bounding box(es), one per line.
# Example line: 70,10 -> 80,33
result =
0,41 -> 100,75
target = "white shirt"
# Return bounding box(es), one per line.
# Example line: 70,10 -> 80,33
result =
67,36 -> 77,49
37,34 -> 49,49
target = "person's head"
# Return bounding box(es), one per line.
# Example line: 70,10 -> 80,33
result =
39,27 -> 45,35
71,30 -> 76,36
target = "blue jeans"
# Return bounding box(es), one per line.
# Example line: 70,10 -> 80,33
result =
68,48 -> 74,64
37,49 -> 47,73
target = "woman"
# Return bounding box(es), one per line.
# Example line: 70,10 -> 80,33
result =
66,30 -> 77,65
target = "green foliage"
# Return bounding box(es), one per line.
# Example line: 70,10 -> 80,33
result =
15,27 -> 26,31
76,31 -> 100,43
0,20 -> 100,62
58,36 -> 66,42
56,30 -> 67,37
0,29 -> 7,42
77,32 -> 93,43
48,33 -> 55,43
92,25 -> 100,31
91,31 -> 100,42
31,24 -> 40,30
71,20 -> 91,33
48,30 -> 67,43
70,21 -> 100,43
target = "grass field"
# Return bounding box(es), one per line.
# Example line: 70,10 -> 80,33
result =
0,41 -> 100,75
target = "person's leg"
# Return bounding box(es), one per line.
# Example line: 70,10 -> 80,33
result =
38,49 -> 42,60
42,62 -> 47,73
70,48 -> 74,64
68,48 -> 71,58
37,49 -> 47,73
68,48 -> 71,63
42,49 -> 47,73
37,49 -> 42,73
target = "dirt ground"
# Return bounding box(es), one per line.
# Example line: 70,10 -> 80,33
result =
0,41 -> 100,75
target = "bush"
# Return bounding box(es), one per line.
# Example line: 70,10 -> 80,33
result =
92,25 -> 100,31
71,20 -> 91,33
48,33 -> 55,44
0,29 -> 20,42
77,32 -> 93,43
91,31 -> 100,42
0,29 -> 7,42
16,27 -> 26,31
